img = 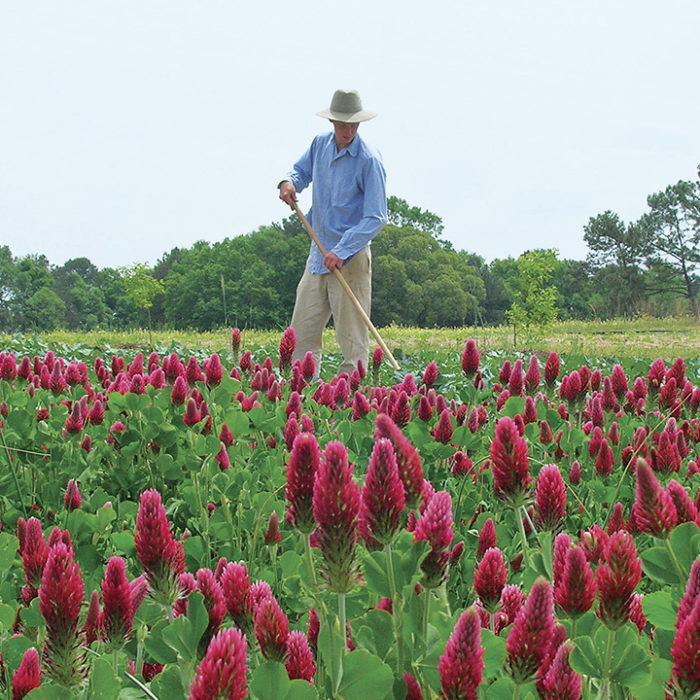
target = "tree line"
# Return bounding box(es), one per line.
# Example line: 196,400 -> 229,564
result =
1,167 -> 698,334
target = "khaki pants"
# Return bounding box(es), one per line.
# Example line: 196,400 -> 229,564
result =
291,247 -> 371,376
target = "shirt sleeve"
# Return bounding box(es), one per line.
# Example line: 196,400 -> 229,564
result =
331,155 -> 387,261
283,138 -> 316,193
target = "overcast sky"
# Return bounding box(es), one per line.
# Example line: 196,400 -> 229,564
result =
3,1 -> 699,271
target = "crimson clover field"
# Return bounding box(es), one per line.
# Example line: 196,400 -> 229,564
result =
0,330 -> 698,699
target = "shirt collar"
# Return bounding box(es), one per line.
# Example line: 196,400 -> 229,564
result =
331,132 -> 360,159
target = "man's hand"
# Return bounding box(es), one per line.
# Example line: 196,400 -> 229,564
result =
324,252 -> 343,271
279,181 -> 297,209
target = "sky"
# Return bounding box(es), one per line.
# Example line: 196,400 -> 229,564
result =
3,1 -> 700,272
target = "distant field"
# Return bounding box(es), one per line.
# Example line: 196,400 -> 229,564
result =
2,316 -> 699,363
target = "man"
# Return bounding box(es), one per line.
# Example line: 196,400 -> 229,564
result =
278,89 -> 387,376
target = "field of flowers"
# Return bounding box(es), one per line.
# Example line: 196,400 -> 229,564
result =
0,329 -> 698,699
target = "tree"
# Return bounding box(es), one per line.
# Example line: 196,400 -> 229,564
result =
505,249 -> 559,345
583,211 -> 648,317
0,246 -> 15,329
52,258 -> 109,330
118,263 -> 165,345
23,287 -> 66,331
10,254 -> 59,331
387,196 -> 444,237
637,176 -> 700,316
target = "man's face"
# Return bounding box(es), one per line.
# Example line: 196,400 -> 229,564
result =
331,120 -> 359,150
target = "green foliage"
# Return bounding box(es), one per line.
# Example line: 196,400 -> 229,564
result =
118,262 -> 164,312
0,338 -> 699,697
505,248 -> 559,339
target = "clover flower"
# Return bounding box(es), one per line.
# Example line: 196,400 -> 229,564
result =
489,416 -> 532,503
632,459 -> 678,537
438,606 -> 484,699
541,641 -> 581,700
11,647 -> 41,699
134,489 -> 185,607
461,339 -> 480,377
534,464 -> 566,531
255,596 -> 289,662
312,441 -> 361,593
473,547 -> 507,613
100,556 -> 133,650
554,545 -> 596,618
359,438 -> 406,548
596,530 -> 642,629
285,630 -> 316,682
374,413 -> 424,509
413,491 -> 454,589
506,577 -> 555,684
285,432 -> 321,534
39,543 -> 87,686
189,627 -> 248,700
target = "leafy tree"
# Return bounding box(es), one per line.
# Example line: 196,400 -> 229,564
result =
52,258 -> 109,330
506,248 -> 559,344
100,268 -> 139,328
371,224 -> 485,327
0,246 -> 15,329
387,196 -> 444,237
118,263 -> 165,345
583,211 -> 648,317
637,175 -> 700,316
552,259 -> 599,320
23,287 -> 66,331
9,254 -> 59,331
460,252 -> 510,324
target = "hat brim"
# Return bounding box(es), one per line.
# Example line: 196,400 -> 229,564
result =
316,108 -> 377,123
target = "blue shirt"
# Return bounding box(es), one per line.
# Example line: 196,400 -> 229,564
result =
284,132 -> 387,274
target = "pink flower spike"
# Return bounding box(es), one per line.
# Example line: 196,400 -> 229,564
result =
461,339 -> 480,377
101,556 -> 134,650
285,630 -> 316,682
413,491 -> 454,589
359,438 -> 406,548
374,413 -> 424,509
670,595 -> 700,698
476,518 -> 497,559
506,577 -> 555,684
39,543 -> 87,686
11,647 -> 42,700
534,464 -> 566,532
541,641 -> 581,700
134,489 -> 185,607
474,547 -> 508,613
64,479 -> 82,511
285,432 -> 321,534
432,408 -> 454,444
189,627 -> 248,700
312,440 -> 361,593
632,459 -> 678,537
596,530 -> 642,630
554,545 -> 596,618
278,327 -> 296,373
255,596 -> 290,662
220,561 -> 252,632
676,558 -> 700,630
438,606 -> 484,699
204,353 -> 223,387
264,511 -> 282,544
490,416 -> 532,503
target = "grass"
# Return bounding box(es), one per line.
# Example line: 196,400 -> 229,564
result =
2,316 -> 699,363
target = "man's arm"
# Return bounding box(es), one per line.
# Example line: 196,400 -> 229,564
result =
331,156 -> 387,262
278,138 -> 316,209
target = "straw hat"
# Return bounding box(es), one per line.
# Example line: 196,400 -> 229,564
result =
316,89 -> 377,123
